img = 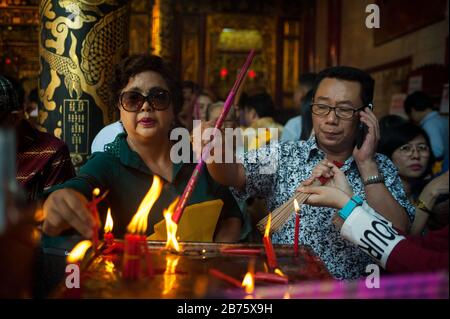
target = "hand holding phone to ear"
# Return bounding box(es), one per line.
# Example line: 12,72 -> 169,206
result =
353,106 -> 380,166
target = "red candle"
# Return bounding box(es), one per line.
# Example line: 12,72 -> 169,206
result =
263,236 -> 278,269
263,213 -> 278,269
293,199 -> 300,257
123,234 -> 141,280
104,233 -> 114,246
140,235 -> 154,278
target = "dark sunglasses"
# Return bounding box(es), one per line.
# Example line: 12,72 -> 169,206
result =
119,88 -> 171,112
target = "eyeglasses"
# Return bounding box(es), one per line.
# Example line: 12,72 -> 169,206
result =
119,88 -> 171,112
398,143 -> 430,156
311,103 -> 364,120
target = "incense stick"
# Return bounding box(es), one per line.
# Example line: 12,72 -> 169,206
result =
172,49 -> 256,224
257,161 -> 344,234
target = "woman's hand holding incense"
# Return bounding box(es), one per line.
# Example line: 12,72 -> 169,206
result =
299,185 -> 351,210
42,189 -> 95,238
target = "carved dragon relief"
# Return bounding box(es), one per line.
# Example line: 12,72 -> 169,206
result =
39,0 -> 128,133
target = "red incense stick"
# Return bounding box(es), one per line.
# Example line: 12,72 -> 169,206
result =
172,50 -> 255,224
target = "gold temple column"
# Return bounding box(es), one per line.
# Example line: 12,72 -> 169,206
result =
38,0 -> 130,167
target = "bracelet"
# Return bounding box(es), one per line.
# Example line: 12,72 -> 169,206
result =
363,174 -> 385,186
416,199 -> 432,214
338,195 -> 363,220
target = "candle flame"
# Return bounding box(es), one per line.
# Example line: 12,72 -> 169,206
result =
66,240 -> 92,264
293,199 -> 300,213
104,208 -> 113,233
93,188 -> 100,197
264,213 -> 272,238
127,176 -> 163,234
274,268 -> 286,277
164,197 -> 180,252
241,272 -> 255,294
162,254 -> 180,295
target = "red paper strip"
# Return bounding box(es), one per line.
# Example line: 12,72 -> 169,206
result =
209,268 -> 242,288
254,272 -> 289,284
220,248 -> 262,255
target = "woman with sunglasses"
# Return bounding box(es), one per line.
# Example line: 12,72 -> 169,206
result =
42,54 -> 243,242
378,121 -> 448,234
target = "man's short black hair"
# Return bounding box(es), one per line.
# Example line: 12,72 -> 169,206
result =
313,66 -> 375,107
403,91 -> 434,114
298,73 -> 317,91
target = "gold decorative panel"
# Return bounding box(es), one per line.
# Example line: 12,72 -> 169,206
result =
205,13 -> 276,101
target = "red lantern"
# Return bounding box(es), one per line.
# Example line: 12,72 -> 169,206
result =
220,68 -> 228,78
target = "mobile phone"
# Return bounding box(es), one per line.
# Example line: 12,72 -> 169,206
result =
356,103 -> 373,149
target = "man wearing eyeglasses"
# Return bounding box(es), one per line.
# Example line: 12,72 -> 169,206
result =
204,66 -> 415,280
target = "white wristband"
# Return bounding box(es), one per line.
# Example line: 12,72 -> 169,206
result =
340,205 -> 405,268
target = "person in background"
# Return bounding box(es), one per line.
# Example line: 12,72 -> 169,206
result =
179,80 -> 200,130
241,92 -> 283,150
404,91 -> 449,173
299,162 -> 448,274
26,88 -> 39,125
205,101 -> 252,241
91,120 -> 125,153
281,73 -> 317,142
378,121 -> 448,234
0,75 -> 75,201
195,91 -> 214,121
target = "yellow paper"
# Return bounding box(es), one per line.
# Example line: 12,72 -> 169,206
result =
147,199 -> 223,242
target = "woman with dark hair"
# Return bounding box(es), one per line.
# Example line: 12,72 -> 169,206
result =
42,54 -> 243,242
378,121 -> 448,234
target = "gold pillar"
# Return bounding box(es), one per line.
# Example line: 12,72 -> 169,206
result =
38,0 -> 130,167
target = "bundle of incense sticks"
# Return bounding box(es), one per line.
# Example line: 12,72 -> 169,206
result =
257,161 -> 343,234
171,49 -> 255,224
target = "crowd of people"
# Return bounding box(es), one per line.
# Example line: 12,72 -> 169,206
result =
1,53 -> 448,283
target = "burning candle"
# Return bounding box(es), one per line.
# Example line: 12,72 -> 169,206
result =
164,198 -> 181,252
263,214 -> 278,270
123,176 -> 163,280
241,272 -> 255,294
293,199 -> 300,257
65,240 -> 92,298
67,240 -> 93,265
103,208 -> 114,246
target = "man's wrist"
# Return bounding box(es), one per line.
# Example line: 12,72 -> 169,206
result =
357,159 -> 379,180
